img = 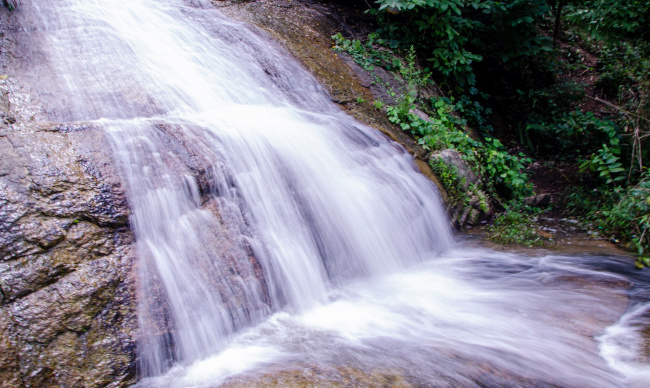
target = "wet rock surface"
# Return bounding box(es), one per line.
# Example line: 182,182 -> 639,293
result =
430,149 -> 480,191
222,365 -> 412,387
1,10 -> 137,384
214,0 -> 434,162
0,123 -> 137,388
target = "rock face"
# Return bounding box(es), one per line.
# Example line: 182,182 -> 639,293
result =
0,7 -> 136,386
0,123 -> 136,387
217,0 -> 425,154
429,149 -> 492,228
524,193 -> 552,208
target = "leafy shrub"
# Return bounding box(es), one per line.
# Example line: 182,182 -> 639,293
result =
566,175 -> 650,268
429,158 -> 467,207
603,173 -> 650,267
519,82 -> 586,119
333,32 -> 533,200
595,41 -> 650,99
391,96 -> 532,199
332,32 -> 402,72
568,0 -> 650,40
481,137 -> 533,199
371,0 -> 552,90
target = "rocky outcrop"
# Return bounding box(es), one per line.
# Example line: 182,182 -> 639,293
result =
0,121 -> 136,387
428,149 -> 493,228
524,193 -> 551,208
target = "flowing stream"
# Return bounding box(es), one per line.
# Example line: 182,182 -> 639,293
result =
15,0 -> 650,386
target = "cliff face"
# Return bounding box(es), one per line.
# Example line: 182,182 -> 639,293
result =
0,10 -> 137,388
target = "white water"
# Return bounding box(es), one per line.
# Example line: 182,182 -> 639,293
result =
600,287 -> 650,387
15,0 -> 650,386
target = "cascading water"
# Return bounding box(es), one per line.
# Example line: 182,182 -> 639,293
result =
22,0 -> 453,377
14,0 -> 650,387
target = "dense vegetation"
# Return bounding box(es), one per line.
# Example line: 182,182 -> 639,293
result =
333,0 -> 649,266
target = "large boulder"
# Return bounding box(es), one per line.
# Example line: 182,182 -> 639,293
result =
429,149 -> 480,190
429,149 -> 492,229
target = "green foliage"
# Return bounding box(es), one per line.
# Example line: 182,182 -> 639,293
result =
353,0 -> 649,266
568,0 -> 650,40
482,137 -> 533,198
390,95 -> 532,199
595,41 -> 650,98
430,158 -> 489,214
371,0 -> 552,89
453,94 -> 494,133
373,0 -> 482,88
579,144 -> 626,184
416,98 -> 532,199
604,175 -> 650,267
429,158 -> 467,207
568,173 -> 650,268
332,32 -> 532,200
487,202 -> 548,246
566,3 -> 650,188
332,31 -> 408,101
519,82 -> 585,118
521,110 -> 621,158
594,40 -> 650,157
332,32 -> 402,72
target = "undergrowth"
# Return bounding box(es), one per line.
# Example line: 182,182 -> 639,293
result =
332,34 -> 532,202
332,0 -> 650,261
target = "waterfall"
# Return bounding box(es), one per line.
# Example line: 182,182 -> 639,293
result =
23,0 -> 453,378
17,0 -> 650,387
